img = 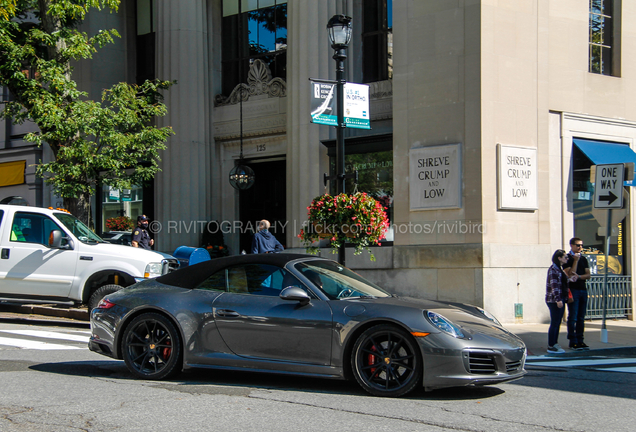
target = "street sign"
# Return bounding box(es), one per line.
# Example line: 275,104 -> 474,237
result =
593,163 -> 624,209
591,189 -> 628,229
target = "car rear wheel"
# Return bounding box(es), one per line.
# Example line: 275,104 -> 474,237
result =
122,313 -> 182,380
351,324 -> 422,397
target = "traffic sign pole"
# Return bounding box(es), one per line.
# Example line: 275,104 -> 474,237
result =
591,163 -> 627,344
601,209 -> 610,343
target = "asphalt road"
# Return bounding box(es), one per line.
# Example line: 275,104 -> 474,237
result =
0,319 -> 635,432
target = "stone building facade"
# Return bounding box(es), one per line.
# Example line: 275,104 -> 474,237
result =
1,0 -> 634,323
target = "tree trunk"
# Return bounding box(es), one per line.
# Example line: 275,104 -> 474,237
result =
64,195 -> 93,229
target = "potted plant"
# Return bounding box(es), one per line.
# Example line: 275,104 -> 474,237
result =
298,192 -> 389,261
105,216 -> 134,232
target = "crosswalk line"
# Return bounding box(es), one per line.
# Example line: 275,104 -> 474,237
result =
0,336 -> 82,350
1,329 -> 90,343
526,356 -> 636,374
527,358 -> 636,367
602,367 -> 636,373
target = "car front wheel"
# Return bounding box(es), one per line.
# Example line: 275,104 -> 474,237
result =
351,324 -> 423,397
122,313 -> 182,380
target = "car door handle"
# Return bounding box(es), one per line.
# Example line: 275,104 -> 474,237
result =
1,249 -> 9,259
216,309 -> 240,318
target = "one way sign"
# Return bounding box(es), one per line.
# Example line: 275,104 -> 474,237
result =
593,163 -> 624,209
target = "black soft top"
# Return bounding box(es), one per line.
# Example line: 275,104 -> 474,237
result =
156,253 -> 323,289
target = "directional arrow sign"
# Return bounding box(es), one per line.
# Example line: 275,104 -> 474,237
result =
597,190 -> 618,205
593,163 -> 624,209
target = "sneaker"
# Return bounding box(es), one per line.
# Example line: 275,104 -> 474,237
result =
547,345 -> 565,353
577,342 -> 590,350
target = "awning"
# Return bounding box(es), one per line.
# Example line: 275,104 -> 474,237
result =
573,138 -> 636,165
0,160 -> 25,187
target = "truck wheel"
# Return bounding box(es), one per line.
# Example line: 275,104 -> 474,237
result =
88,284 -> 124,312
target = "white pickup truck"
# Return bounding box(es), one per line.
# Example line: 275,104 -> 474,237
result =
0,204 -> 179,311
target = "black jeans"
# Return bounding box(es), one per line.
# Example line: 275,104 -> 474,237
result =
547,302 -> 565,347
567,289 -> 588,345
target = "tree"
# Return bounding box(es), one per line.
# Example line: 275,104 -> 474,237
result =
0,0 -> 174,225
0,1 -> 17,20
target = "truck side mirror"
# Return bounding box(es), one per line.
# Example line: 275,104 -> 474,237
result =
49,230 -> 73,249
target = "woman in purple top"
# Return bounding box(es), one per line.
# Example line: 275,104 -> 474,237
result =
545,249 -> 570,353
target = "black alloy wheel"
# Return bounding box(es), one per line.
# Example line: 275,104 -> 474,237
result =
351,324 -> 423,397
122,313 -> 182,380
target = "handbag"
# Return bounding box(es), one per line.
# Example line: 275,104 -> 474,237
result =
567,289 -> 574,304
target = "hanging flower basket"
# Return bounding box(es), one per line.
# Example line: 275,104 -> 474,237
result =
298,192 -> 389,261
312,223 -> 333,238
312,222 -> 356,238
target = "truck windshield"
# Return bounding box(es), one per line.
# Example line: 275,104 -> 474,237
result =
54,213 -> 103,244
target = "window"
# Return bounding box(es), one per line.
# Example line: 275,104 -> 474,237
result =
362,0 -> 392,83
325,134 -> 394,235
589,0 -> 616,75
198,264 -> 303,296
136,0 -> 156,83
101,185 -> 144,231
11,212 -> 64,245
222,0 -> 287,96
571,140 -> 626,275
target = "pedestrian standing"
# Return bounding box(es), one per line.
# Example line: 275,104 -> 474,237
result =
131,215 -> 154,250
546,249 -> 570,354
563,237 -> 591,350
251,220 -> 284,254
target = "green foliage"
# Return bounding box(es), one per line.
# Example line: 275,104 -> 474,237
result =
0,0 -> 17,20
0,0 -> 174,222
30,79 -> 175,198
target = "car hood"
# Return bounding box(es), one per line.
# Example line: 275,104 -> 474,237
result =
78,242 -> 175,261
346,295 -> 522,342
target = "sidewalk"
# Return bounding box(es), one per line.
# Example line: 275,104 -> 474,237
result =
506,319 -> 636,357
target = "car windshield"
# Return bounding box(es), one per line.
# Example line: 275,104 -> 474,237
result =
294,260 -> 391,300
54,212 -> 103,244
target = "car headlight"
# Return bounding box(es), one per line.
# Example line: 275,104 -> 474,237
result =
144,262 -> 163,278
476,307 -> 502,326
425,311 -> 465,338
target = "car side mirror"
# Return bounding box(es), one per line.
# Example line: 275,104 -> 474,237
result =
49,230 -> 73,249
280,286 -> 311,305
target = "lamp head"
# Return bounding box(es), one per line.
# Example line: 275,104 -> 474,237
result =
229,163 -> 255,190
327,15 -> 352,49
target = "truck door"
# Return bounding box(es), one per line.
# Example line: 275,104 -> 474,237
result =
0,211 -> 77,299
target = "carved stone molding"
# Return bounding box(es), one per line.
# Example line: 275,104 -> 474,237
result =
369,80 -> 393,99
214,59 -> 287,106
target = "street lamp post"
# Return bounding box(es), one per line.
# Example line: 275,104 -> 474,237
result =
327,14 -> 352,265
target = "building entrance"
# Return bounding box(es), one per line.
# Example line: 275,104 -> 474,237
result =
239,158 -> 286,253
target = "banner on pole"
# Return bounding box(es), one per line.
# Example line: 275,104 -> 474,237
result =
310,80 -> 370,129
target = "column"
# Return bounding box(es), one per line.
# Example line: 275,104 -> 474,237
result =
286,0 -> 347,248
154,0 -> 212,252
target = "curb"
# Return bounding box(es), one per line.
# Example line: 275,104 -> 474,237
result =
0,303 -> 89,322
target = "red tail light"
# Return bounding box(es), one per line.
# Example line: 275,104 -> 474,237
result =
96,298 -> 116,309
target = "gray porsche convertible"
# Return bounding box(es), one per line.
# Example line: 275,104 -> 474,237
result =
89,253 -> 526,397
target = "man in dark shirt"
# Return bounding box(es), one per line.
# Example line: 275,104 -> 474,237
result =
563,237 -> 591,350
131,215 -> 154,250
251,220 -> 284,254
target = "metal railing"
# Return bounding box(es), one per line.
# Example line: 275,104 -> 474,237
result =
586,275 -> 632,319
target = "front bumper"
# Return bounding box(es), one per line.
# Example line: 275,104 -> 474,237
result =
419,333 -> 527,391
